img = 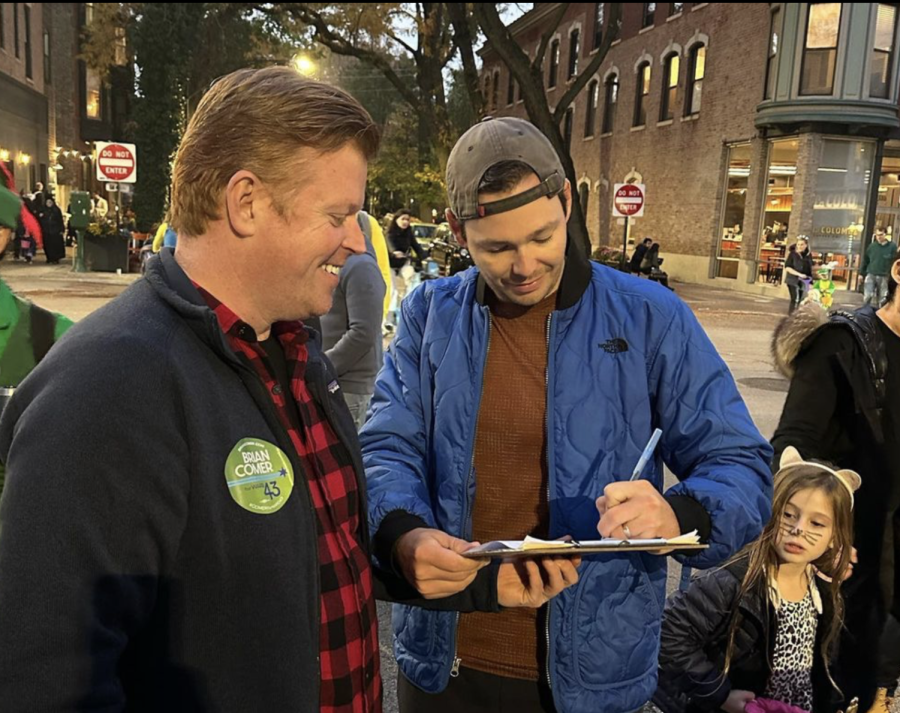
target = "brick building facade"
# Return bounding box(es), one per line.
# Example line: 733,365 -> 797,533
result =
480,3 -> 900,296
1,3 -> 130,211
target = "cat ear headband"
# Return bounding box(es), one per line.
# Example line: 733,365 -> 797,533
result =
777,446 -> 862,508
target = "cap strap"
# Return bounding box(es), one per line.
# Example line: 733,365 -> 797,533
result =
476,172 -> 565,218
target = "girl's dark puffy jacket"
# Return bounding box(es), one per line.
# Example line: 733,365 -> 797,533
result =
653,558 -> 841,713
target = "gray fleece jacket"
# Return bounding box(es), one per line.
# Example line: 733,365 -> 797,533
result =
321,230 -> 386,395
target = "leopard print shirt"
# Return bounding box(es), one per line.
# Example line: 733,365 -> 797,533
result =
764,589 -> 818,711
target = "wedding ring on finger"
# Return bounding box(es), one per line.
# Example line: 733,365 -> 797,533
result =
622,524 -> 633,540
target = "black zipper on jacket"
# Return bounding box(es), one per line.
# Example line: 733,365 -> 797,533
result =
228,346 -> 323,708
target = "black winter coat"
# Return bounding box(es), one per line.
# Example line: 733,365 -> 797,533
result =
653,558 -> 838,713
772,305 -> 900,709
386,226 -> 427,268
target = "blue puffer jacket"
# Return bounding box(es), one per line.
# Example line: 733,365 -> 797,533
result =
361,253 -> 773,713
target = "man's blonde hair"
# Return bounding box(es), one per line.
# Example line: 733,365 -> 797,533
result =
170,66 -> 380,237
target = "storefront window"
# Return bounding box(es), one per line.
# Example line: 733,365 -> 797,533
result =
810,139 -> 875,288
757,139 -> 798,284
716,144 -> 752,279
875,141 -> 900,239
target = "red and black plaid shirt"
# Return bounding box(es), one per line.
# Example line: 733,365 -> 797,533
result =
197,286 -> 381,713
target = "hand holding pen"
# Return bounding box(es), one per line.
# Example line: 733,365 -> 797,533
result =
596,429 -> 681,543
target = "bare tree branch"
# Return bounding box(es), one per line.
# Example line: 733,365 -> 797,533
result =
534,3 -> 570,71
474,2 -> 612,255
439,13 -> 455,65
386,29 -> 418,57
552,3 -> 622,122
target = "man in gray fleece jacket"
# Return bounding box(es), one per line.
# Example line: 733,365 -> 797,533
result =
322,210 -> 387,428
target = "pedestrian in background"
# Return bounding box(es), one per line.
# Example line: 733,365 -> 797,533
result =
861,230 -> 898,308
39,197 -> 66,264
322,210 -> 386,429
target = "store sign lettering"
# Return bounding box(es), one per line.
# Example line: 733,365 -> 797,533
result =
814,226 -> 855,236
812,191 -> 865,211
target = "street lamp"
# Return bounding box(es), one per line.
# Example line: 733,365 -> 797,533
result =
291,54 -> 316,77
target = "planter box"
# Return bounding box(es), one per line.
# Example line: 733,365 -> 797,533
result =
83,232 -> 129,273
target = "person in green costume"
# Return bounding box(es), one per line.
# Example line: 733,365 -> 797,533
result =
0,169 -> 73,495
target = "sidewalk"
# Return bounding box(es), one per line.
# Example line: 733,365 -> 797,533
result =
0,249 -> 139,322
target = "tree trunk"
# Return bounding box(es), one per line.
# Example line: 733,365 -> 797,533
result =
446,2 -> 485,123
473,3 -> 623,257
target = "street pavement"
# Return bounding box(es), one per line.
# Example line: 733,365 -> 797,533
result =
2,256 -> 872,712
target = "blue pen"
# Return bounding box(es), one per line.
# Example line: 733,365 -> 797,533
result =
630,428 -> 663,481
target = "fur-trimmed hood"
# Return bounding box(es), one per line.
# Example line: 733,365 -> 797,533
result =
772,303 -> 888,446
772,303 -> 830,379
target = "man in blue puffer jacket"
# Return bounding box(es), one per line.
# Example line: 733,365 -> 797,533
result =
361,117 -> 774,713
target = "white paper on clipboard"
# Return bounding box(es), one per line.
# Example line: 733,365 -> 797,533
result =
462,530 -> 704,558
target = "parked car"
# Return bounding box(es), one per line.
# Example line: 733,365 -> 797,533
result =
410,221 -> 439,251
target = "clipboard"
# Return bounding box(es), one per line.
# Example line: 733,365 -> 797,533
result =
461,532 -> 707,559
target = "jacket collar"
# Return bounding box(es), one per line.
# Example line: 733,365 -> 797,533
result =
146,248 -> 327,365
728,557 -> 827,620
475,233 -> 592,310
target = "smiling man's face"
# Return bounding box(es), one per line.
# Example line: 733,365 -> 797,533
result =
454,173 -> 571,307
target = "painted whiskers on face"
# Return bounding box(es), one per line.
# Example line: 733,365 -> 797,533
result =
779,521 -> 824,547
776,489 -> 836,567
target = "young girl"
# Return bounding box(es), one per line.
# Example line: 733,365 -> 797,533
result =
652,446 -> 861,713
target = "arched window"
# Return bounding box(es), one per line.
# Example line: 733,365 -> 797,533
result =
685,44 -> 706,115
634,61 -> 651,127
660,53 -> 679,121
602,73 -> 618,133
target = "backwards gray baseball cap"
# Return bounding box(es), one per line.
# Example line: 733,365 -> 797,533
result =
446,117 -> 565,221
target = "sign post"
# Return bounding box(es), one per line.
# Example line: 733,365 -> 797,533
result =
612,183 -> 646,271
95,141 -> 137,248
